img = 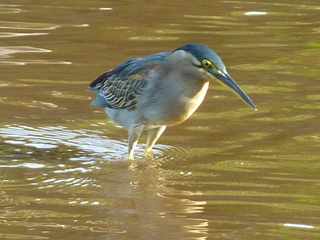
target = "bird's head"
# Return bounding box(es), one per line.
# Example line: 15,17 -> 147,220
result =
173,43 -> 257,110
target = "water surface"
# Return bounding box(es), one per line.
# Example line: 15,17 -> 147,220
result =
1,0 -> 320,239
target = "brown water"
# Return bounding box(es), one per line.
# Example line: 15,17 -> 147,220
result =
1,0 -> 320,239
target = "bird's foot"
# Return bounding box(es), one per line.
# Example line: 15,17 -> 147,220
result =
128,152 -> 135,161
144,150 -> 154,159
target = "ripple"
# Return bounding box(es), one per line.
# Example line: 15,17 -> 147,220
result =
184,15 -> 247,27
0,20 -> 59,30
50,91 -> 89,100
35,175 -> 98,190
155,28 -> 264,36
224,0 -> 320,11
195,108 -> 256,120
262,176 -> 320,184
0,32 -> 48,38
233,11 -> 306,17
244,11 -> 268,16
20,79 -> 83,85
294,135 -> 320,143
255,114 -> 315,123
0,60 -> 72,66
154,145 -> 190,162
0,4 -> 22,14
0,233 -> 48,240
0,46 -> 71,65
0,99 -> 64,111
71,23 -> 90,28
0,125 -> 146,160
225,43 -> 288,48
0,46 -> 51,57
184,14 -> 235,20
129,36 -> 179,41
155,29 -> 217,35
0,162 -> 45,169
0,46 -> 53,65
283,223 -> 315,229
98,7 -> 112,11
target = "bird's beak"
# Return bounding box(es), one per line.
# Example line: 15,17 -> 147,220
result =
214,70 -> 257,110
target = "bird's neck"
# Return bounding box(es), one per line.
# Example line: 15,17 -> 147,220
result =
169,66 -> 209,97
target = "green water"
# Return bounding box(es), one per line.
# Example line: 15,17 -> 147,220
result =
0,1 -> 320,239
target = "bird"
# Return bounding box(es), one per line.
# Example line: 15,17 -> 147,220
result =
90,43 -> 256,160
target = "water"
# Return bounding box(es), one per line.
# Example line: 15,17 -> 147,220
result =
1,0 -> 320,239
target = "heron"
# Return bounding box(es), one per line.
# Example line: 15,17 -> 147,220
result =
90,43 -> 256,160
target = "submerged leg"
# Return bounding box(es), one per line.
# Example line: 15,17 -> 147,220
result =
128,125 -> 144,160
145,126 -> 167,157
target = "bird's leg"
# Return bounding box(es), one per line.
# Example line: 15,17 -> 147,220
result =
128,125 -> 144,160
145,126 -> 167,158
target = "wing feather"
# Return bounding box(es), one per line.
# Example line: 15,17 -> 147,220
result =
90,52 -> 169,110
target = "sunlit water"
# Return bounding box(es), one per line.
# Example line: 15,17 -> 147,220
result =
1,0 -> 320,239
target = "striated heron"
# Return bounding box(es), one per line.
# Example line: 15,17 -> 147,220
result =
90,43 -> 256,160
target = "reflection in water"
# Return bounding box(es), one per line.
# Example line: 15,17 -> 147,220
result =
0,125 -> 129,160
0,127 -> 208,239
0,125 -> 174,161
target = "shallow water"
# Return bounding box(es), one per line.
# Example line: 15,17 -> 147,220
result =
1,0 -> 320,239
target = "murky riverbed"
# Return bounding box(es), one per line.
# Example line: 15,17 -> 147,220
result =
1,0 -> 320,239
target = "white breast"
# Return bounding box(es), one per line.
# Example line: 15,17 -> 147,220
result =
182,81 -> 209,119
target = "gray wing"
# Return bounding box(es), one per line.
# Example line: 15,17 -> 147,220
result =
90,52 -> 169,111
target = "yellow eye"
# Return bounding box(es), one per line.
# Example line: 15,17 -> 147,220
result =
201,59 -> 214,69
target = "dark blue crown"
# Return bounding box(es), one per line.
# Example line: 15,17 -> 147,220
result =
176,43 -> 225,69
